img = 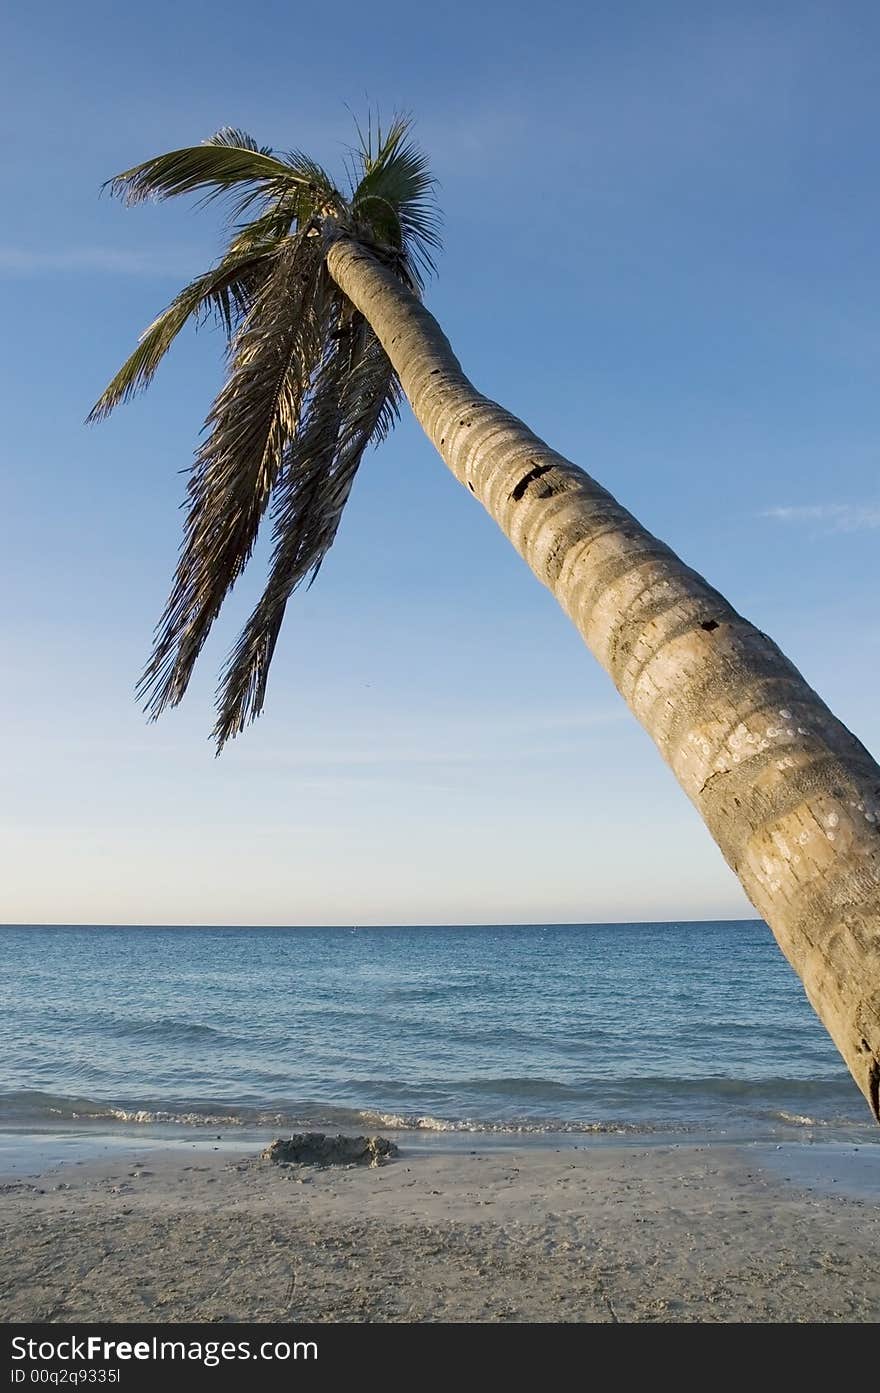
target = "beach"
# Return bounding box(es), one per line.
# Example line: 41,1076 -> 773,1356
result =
4,924 -> 878,1323
2,1137 -> 879,1323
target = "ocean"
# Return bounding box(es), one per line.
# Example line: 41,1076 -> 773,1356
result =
0,920 -> 875,1149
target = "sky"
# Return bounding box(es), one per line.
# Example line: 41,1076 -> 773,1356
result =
2,0 -> 879,926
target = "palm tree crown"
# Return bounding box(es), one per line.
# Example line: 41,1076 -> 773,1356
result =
91,117 -> 440,748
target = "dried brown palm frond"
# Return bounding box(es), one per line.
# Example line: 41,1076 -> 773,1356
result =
213,318 -> 399,746
136,231 -> 334,715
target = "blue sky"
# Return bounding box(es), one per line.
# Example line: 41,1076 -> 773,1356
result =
2,0 -> 879,925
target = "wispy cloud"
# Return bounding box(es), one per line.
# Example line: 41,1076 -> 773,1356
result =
233,706 -> 628,775
761,503 -> 880,533
0,246 -> 195,277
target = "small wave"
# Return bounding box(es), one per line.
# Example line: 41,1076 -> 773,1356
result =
89,1107 -> 248,1127
769,1110 -> 828,1128
380,987 -> 446,1004
0,1092 -> 298,1129
5,1007 -> 231,1047
356,1110 -> 663,1136
101,1017 -> 228,1045
0,1091 -> 671,1136
0,1082 -> 866,1139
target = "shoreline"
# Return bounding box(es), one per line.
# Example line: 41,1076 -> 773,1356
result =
2,1117 -> 878,1183
1,1136 -> 878,1322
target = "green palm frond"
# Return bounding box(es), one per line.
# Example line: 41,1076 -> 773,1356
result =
93,113 -> 440,744
86,244 -> 278,421
205,127 -> 275,155
214,322 -> 398,746
352,115 -> 440,287
109,127 -> 346,232
108,141 -> 296,209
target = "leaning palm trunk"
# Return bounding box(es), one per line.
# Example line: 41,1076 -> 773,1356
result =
327,237 -> 880,1122
93,125 -> 880,1123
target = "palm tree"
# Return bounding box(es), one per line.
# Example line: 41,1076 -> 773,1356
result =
91,117 -> 880,1122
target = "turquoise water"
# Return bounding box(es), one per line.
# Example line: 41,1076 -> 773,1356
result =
0,921 -> 873,1143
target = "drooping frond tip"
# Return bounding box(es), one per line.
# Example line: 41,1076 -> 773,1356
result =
211,323 -> 400,749
91,115 -> 438,747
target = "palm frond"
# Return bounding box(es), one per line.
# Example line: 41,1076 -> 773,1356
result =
352,115 -> 441,286
136,233 -> 334,717
205,127 -> 275,156
94,113 -> 440,743
87,244 -> 278,421
93,136 -> 346,425
107,137 -> 306,209
213,322 -> 398,746
271,148 -> 346,229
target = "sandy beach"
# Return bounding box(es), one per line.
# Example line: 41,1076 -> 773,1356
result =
1,1138 -> 878,1323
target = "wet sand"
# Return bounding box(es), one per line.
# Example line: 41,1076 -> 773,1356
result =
1,1139 -> 878,1323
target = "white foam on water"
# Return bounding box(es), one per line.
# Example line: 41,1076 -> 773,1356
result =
357,1109 -> 652,1135
772,1110 -> 825,1128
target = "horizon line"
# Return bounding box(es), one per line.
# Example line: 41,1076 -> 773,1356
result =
0,916 -> 763,930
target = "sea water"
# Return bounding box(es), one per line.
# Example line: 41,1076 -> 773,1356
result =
0,921 -> 875,1147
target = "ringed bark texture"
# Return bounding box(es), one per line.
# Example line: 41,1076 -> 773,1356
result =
327,237 -> 880,1121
